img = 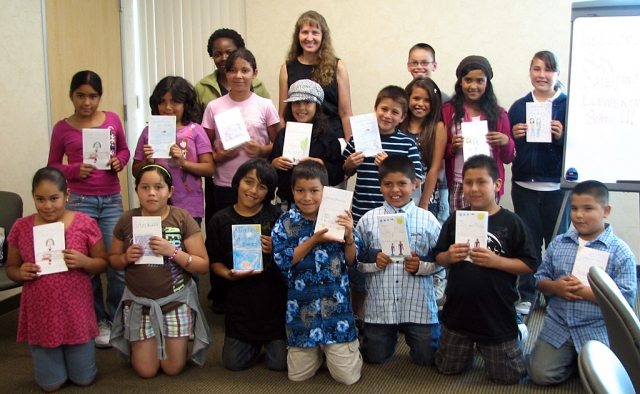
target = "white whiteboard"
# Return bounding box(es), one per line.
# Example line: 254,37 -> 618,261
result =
563,14 -> 640,190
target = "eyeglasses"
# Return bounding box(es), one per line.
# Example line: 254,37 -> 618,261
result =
409,60 -> 434,67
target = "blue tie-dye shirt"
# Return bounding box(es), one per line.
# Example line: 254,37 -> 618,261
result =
272,205 -> 359,348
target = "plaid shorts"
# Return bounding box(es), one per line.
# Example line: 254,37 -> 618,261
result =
449,181 -> 469,213
124,303 -> 193,340
435,325 -> 526,385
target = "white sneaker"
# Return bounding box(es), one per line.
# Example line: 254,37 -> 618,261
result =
95,319 -> 112,348
515,301 -> 532,315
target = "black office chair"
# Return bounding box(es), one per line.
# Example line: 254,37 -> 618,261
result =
578,340 -> 634,394
0,191 -> 23,291
588,266 -> 640,393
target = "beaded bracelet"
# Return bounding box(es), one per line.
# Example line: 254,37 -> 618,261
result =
168,246 -> 179,261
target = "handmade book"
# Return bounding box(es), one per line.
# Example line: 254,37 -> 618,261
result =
526,101 -> 553,143
148,115 -> 176,159
82,128 -> 111,169
350,113 -> 382,157
377,213 -> 411,262
314,187 -> 353,241
214,107 -> 251,150
282,122 -> 313,165
33,222 -> 67,275
461,120 -> 490,162
132,216 -> 163,265
572,246 -> 609,286
455,211 -> 488,262
232,224 -> 263,271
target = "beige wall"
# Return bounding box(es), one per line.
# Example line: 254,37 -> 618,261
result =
246,0 -> 639,258
0,0 -> 50,215
1,0 -> 638,259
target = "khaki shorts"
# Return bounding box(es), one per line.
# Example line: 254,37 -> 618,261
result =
287,339 -> 362,385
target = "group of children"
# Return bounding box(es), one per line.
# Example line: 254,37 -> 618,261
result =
3,14 -> 638,391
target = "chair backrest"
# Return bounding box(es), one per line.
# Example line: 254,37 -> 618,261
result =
579,340 -> 634,394
588,265 -> 640,393
0,191 -> 23,261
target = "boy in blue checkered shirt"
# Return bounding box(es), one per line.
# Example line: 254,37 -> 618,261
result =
355,155 -> 442,366
528,180 -> 637,386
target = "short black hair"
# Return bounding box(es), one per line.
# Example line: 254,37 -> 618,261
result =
375,85 -> 408,116
206,28 -> 245,58
573,180 -> 609,206
232,158 -> 278,203
291,160 -> 328,188
378,155 -> 416,182
408,43 -> 436,61
462,155 -> 499,183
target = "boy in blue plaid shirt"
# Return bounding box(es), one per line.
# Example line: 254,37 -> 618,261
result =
528,180 -> 637,386
355,155 -> 442,366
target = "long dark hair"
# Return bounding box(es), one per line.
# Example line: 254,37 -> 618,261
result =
401,77 -> 443,167
283,101 -> 330,142
69,70 -> 103,96
149,76 -> 202,125
451,65 -> 500,130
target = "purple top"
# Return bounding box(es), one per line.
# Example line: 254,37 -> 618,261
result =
48,111 -> 130,196
134,122 -> 213,218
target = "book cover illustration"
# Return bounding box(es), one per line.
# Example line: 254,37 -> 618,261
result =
232,224 -> 263,271
461,120 -> 490,162
377,214 -> 411,262
33,222 -> 68,275
149,115 -> 176,159
282,122 -> 313,165
314,187 -> 353,240
455,211 -> 488,262
350,113 -> 382,157
82,128 -> 111,170
132,216 -> 163,265
214,107 -> 251,150
526,101 -> 552,143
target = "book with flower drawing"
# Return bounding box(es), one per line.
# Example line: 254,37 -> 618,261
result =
377,213 -> 411,262
132,216 -> 163,265
33,222 -> 67,275
232,224 -> 263,271
282,122 -> 313,165
82,128 -> 111,169
455,211 -> 488,262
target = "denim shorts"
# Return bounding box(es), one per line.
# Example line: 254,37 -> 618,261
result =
30,340 -> 97,389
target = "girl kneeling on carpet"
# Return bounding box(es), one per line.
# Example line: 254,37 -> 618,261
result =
108,164 -> 212,378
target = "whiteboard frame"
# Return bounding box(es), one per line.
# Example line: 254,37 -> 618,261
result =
561,0 -> 640,191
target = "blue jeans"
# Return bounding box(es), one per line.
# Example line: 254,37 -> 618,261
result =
437,181 -> 450,226
511,183 -> 570,303
361,322 -> 440,366
222,336 -> 287,371
527,337 -> 577,386
66,193 -> 125,321
31,339 -> 97,389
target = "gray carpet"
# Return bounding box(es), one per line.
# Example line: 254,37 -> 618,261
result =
0,275 -> 593,393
